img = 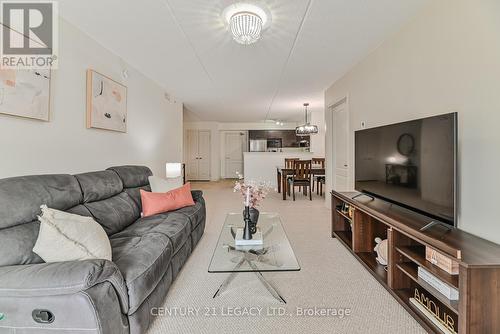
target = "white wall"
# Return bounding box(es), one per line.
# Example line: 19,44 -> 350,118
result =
310,109 -> 326,156
0,18 -> 183,178
324,0 -> 500,244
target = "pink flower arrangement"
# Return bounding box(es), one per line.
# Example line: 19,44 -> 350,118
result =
233,172 -> 271,208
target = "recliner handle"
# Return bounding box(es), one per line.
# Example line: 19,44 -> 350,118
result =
32,309 -> 55,324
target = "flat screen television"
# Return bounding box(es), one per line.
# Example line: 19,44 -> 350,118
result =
354,113 -> 457,227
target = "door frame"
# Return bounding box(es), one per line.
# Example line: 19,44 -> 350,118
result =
329,96 -> 351,192
220,130 -> 248,179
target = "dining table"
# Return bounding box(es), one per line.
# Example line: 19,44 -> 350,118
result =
276,165 -> 326,200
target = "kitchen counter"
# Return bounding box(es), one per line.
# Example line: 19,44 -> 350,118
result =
243,152 -> 316,187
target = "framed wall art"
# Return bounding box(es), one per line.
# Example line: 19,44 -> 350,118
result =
86,69 -> 127,132
0,69 -> 51,121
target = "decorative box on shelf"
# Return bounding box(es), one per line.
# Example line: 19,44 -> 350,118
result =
235,228 -> 263,246
426,247 -> 459,275
418,266 -> 459,300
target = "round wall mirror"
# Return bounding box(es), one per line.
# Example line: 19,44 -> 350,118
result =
397,133 -> 415,156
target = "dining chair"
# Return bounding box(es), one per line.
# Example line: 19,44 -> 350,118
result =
318,176 -> 326,196
288,160 -> 312,201
311,158 -> 325,193
285,158 -> 299,169
284,158 -> 299,196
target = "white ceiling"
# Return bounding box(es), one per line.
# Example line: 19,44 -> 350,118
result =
58,0 -> 429,122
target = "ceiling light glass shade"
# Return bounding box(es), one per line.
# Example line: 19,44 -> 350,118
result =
296,124 -> 319,136
223,3 -> 270,45
230,11 -> 263,45
295,103 -> 318,136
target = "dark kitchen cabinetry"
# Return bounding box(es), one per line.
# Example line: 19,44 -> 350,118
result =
249,130 -> 309,148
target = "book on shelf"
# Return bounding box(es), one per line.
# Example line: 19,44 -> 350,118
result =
426,247 -> 459,275
418,266 -> 459,300
409,298 -> 457,334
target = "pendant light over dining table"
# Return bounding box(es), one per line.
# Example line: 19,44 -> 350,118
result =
296,103 -> 318,136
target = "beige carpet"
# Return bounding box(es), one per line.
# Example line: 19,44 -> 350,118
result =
148,181 -> 425,334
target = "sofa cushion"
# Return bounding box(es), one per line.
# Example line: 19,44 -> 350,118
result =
173,197 -> 205,231
124,185 -> 151,210
107,166 -> 152,189
0,221 -> 43,266
84,192 -> 140,235
75,170 -> 123,203
110,233 -> 173,314
171,239 -> 192,279
191,218 -> 205,250
0,174 -> 83,267
0,174 -> 82,229
66,204 -> 93,217
114,212 -> 191,255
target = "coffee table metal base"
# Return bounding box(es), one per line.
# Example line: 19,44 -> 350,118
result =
212,257 -> 286,304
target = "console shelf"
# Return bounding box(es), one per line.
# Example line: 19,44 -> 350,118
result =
396,245 -> 459,289
357,251 -> 387,283
331,190 -> 500,334
335,209 -> 352,223
334,230 -> 352,249
396,262 -> 459,314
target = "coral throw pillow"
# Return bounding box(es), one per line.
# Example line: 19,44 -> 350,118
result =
140,183 -> 195,217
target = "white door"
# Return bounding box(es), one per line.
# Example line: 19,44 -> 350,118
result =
224,131 -> 246,178
186,130 -> 199,180
197,130 -> 211,180
185,130 -> 211,181
332,101 -> 350,191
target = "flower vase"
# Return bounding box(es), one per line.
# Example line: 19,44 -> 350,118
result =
249,207 -> 259,227
243,207 -> 259,234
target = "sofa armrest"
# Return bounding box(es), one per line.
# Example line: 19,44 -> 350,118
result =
191,190 -> 204,202
0,259 -> 128,312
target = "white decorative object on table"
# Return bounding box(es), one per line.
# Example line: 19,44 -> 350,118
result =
235,228 -> 263,246
245,187 -> 250,206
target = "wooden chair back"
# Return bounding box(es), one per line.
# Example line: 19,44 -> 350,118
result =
285,158 -> 299,169
293,160 -> 312,181
312,158 -> 325,168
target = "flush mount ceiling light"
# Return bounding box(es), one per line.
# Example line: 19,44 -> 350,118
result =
296,103 -> 318,136
222,3 -> 270,45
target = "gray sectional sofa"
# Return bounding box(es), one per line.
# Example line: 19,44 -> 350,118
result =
0,166 -> 206,334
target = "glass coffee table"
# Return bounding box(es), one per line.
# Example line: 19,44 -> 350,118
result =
208,212 -> 300,303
